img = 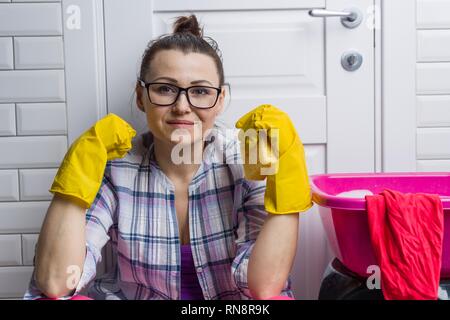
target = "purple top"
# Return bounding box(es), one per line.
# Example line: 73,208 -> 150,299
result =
180,244 -> 204,300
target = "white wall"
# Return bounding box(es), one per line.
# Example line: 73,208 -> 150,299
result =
416,0 -> 450,171
0,0 -> 67,299
381,0 -> 450,172
0,1 -> 110,299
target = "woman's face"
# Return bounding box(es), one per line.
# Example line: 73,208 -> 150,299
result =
136,49 -> 225,146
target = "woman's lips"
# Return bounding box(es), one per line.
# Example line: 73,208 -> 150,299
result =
166,120 -> 195,128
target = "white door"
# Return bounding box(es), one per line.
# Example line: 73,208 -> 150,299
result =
62,0 -> 376,299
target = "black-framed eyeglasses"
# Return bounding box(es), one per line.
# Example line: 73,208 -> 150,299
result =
138,80 -> 222,109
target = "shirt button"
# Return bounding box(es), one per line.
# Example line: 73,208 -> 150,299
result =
196,267 -> 203,273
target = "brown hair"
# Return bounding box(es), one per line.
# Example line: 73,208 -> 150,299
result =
138,15 -> 224,85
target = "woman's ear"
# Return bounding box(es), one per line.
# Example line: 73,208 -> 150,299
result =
215,86 -> 227,116
135,84 -> 145,112
215,102 -> 224,117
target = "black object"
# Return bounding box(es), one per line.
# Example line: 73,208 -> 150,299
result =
319,258 -> 450,300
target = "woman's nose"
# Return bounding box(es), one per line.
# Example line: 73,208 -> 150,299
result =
172,91 -> 192,113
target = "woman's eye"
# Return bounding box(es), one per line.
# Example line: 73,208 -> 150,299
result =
158,86 -> 175,94
192,87 -> 210,95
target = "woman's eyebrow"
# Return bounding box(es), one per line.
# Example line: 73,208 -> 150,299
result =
190,80 -> 214,86
152,77 -> 214,86
152,76 -> 178,83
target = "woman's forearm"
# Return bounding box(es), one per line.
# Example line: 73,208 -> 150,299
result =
34,194 -> 86,298
248,213 -> 299,299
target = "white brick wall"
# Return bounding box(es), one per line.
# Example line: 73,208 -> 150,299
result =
0,201 -> 49,234
14,37 -> 64,69
0,235 -> 22,266
0,104 -> 16,136
416,0 -> 450,171
19,169 -> 57,200
0,267 -> 34,298
21,234 -> 39,266
0,70 -> 66,102
0,0 -> 66,299
0,38 -> 13,70
17,103 -> 67,135
0,136 -> 67,168
0,170 -> 19,201
0,3 -> 62,36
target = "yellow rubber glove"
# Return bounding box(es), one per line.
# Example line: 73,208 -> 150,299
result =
50,113 -> 136,209
236,104 -> 312,214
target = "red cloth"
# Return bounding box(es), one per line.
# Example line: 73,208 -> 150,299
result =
365,189 -> 444,300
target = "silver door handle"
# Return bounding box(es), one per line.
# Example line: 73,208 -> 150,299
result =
309,8 -> 362,28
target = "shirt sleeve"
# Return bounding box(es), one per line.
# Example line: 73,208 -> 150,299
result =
231,179 -> 293,299
23,165 -> 117,300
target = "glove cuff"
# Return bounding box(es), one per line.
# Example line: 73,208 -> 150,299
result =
49,137 -> 108,209
264,137 -> 313,214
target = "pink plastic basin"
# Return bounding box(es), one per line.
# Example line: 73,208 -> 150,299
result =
310,172 -> 450,279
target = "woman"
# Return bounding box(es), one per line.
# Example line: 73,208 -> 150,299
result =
24,15 -> 312,300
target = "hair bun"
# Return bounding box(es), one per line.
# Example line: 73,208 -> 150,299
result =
173,15 -> 203,37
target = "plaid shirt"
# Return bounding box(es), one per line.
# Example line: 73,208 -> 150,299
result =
24,125 -> 293,300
